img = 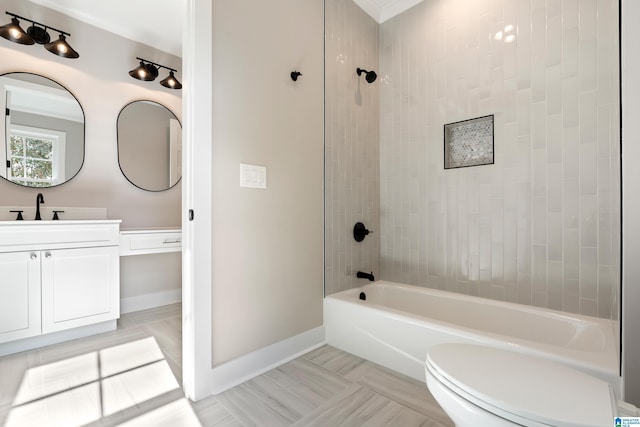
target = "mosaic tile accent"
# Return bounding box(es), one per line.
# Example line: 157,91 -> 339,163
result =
444,115 -> 494,169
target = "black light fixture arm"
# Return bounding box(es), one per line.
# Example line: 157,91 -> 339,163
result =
5,11 -> 71,37
136,56 -> 176,73
129,57 -> 182,89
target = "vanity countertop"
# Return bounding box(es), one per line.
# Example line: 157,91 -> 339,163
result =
120,227 -> 181,234
0,219 -> 122,225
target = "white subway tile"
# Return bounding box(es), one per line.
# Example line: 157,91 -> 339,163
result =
597,105 -> 612,159
579,142 -> 597,196
579,40 -> 598,92
563,228 -> 580,279
517,273 -> 533,304
562,76 -> 580,127
563,278 -> 580,313
532,102 -> 547,149
578,0 -> 597,42
533,244 -> 548,292
579,298 -> 598,317
517,183 -> 532,274
563,126 -> 580,179
563,0 -> 579,29
548,259 -> 564,311
546,66 -> 563,116
517,135 -> 532,183
565,189 -> 579,229
599,211 -> 612,265
531,1 -> 547,99
580,195 -> 597,247
533,197 -> 547,245
580,247 -> 598,300
546,114 -> 563,163
546,15 -> 562,66
562,28 -> 579,78
533,149 -> 547,199
580,91 -> 598,144
504,211 -> 518,282
548,212 -> 564,261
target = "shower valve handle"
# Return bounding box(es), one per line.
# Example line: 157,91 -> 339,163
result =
353,222 -> 372,242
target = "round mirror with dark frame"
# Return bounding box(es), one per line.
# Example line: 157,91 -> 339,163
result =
117,100 -> 181,192
0,72 -> 85,188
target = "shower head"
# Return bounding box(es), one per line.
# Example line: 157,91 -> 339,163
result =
357,67 -> 377,84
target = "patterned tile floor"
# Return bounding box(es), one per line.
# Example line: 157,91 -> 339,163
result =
0,304 -> 453,426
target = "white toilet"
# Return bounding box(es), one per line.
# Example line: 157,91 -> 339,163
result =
425,343 -> 638,427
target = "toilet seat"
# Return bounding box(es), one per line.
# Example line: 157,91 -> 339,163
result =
426,343 -> 617,427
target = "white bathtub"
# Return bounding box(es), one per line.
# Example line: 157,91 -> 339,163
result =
324,281 -> 622,397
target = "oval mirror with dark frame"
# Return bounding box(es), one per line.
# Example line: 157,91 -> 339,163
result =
117,100 -> 182,192
0,72 -> 85,188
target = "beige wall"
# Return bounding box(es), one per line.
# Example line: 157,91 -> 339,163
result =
377,0 -> 620,319
211,0 -> 324,365
324,0 -> 380,296
0,0 -> 182,301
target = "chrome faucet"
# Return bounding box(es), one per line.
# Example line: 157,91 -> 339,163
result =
35,193 -> 45,220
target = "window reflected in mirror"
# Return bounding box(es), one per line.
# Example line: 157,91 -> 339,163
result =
117,100 -> 181,192
0,72 -> 85,188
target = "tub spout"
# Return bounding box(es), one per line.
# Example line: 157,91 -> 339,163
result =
357,271 -> 375,281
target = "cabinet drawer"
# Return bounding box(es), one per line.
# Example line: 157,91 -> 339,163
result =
0,221 -> 120,252
120,230 -> 182,256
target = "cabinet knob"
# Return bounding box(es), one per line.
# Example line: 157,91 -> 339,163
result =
30,253 -> 37,260
45,252 -> 52,259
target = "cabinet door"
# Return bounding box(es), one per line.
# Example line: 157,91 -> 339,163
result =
0,252 -> 41,343
41,246 -> 119,334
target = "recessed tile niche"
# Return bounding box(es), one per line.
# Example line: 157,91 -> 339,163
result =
444,115 -> 494,169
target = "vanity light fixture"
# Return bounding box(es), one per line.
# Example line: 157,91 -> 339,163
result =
45,33 -> 79,58
159,70 -> 182,89
129,59 -> 159,81
129,57 -> 182,90
0,15 -> 33,44
0,12 -> 79,58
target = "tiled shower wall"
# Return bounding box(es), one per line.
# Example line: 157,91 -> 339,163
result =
325,0 -> 380,295
378,0 -> 620,318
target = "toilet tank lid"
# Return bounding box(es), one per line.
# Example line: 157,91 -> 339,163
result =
426,343 -> 616,427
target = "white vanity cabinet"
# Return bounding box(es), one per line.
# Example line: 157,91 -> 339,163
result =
0,220 -> 121,349
41,245 -> 120,333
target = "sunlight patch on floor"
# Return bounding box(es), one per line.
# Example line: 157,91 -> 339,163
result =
6,337 -> 182,426
99,336 -> 165,377
7,382 -> 101,427
13,352 -> 99,406
102,360 -> 179,416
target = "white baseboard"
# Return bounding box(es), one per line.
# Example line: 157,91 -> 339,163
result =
0,320 -> 117,357
120,289 -> 182,314
210,326 -> 326,395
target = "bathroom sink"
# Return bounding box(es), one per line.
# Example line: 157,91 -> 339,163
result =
0,206 -> 108,221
